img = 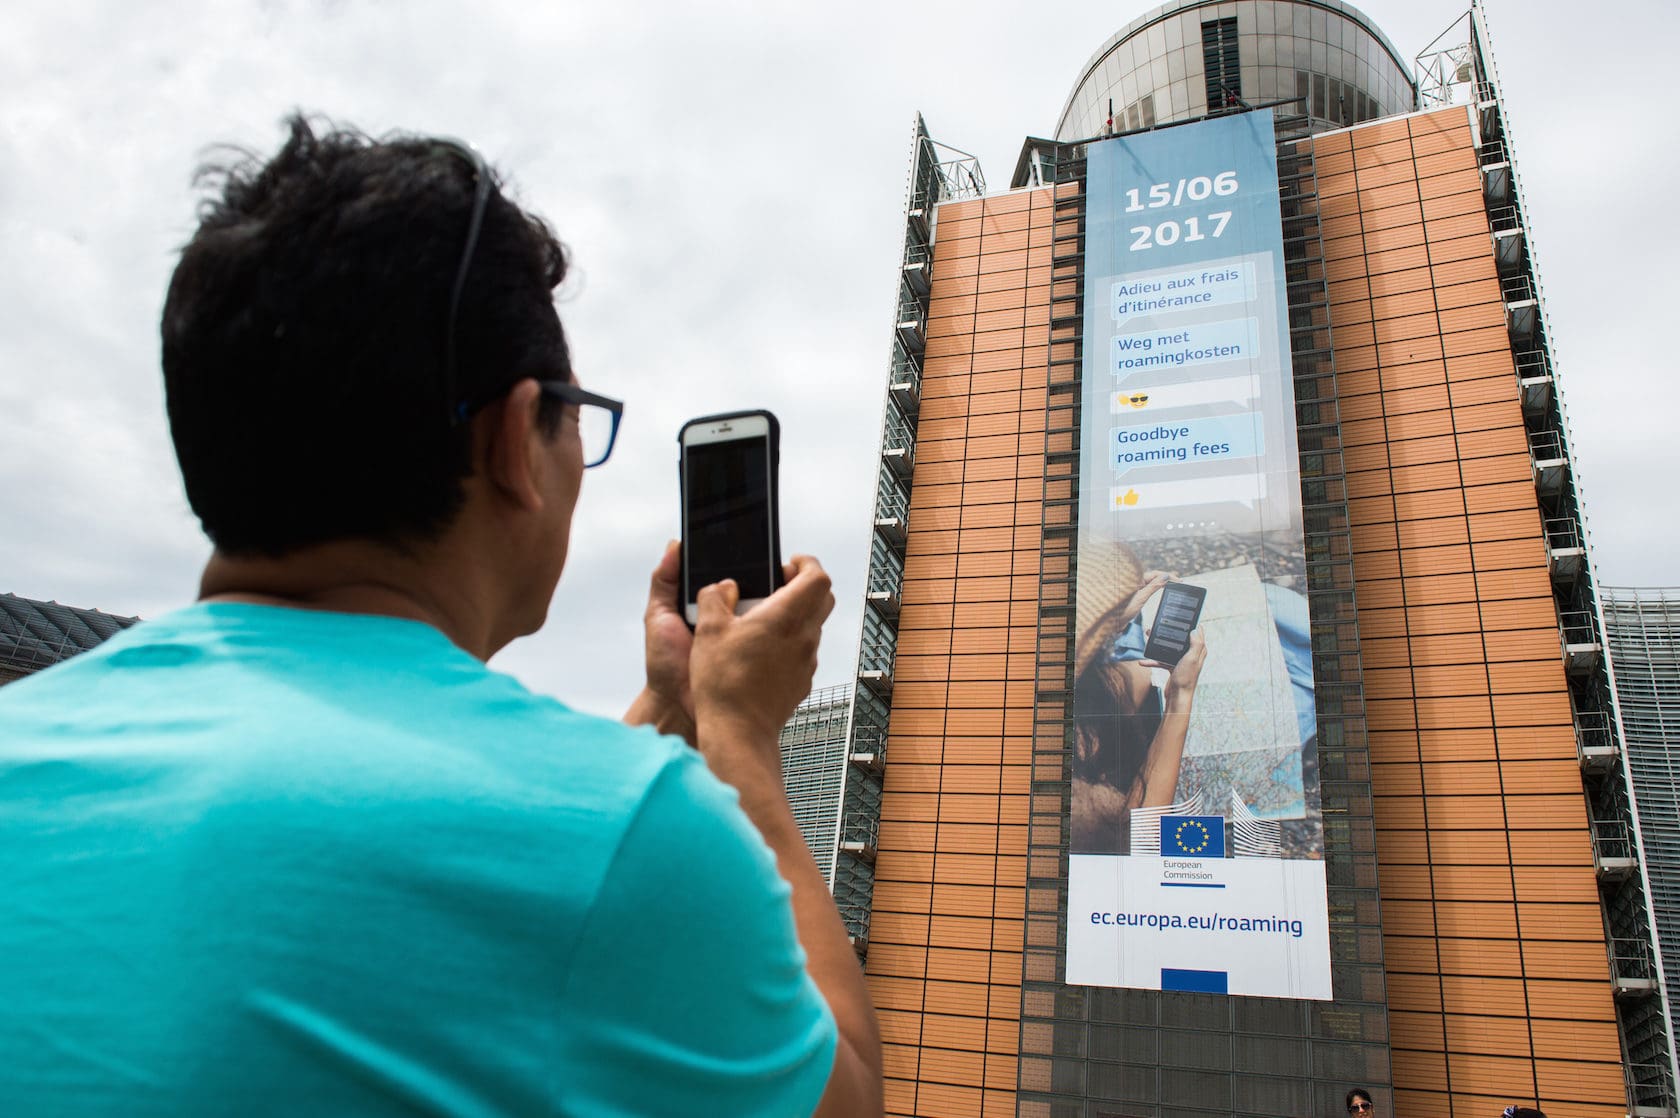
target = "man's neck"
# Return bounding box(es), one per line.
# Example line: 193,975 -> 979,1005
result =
198,539 -> 503,661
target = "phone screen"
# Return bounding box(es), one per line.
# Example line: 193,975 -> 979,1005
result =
684,435 -> 773,599
1145,583 -> 1205,664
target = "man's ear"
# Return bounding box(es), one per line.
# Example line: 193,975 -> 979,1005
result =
479,378 -> 546,513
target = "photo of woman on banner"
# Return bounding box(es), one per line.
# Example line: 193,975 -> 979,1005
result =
1071,538 -> 1318,855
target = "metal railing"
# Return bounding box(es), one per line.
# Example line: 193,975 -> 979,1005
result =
1575,709 -> 1614,752
840,812 -> 879,850
1544,517 -> 1582,552
858,635 -> 897,677
1529,429 -> 1564,461
1501,272 -> 1536,303
1593,819 -> 1636,863
874,487 -> 908,523
1514,348 -> 1552,380
883,411 -> 915,454
1559,609 -> 1600,648
1487,204 -> 1521,233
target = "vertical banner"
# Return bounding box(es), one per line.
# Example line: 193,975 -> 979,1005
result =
1065,110 -> 1332,1000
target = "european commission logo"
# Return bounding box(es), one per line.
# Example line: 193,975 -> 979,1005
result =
1160,814 -> 1225,858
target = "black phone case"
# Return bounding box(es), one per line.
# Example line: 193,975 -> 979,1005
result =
1143,582 -> 1206,666
677,409 -> 785,626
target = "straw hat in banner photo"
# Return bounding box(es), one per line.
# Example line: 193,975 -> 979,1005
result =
1073,536 -> 1145,676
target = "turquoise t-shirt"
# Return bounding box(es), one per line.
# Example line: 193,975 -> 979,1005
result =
0,603 -> 836,1115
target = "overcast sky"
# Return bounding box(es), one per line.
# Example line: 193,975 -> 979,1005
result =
4,0 -> 1676,717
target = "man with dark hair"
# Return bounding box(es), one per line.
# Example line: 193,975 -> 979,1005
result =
0,116 -> 882,1116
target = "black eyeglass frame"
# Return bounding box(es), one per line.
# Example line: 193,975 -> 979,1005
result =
431,137 -> 493,429
537,380 -> 624,468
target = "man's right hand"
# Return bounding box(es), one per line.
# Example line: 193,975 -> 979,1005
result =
689,555 -> 835,760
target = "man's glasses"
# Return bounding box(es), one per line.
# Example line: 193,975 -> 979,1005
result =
432,137 -> 623,467
538,380 -> 623,468
1350,1102 -> 1373,1112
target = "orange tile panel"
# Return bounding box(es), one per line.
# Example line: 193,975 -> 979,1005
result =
1442,325 -> 1511,360
1534,1057 -> 1628,1104
1410,106 -> 1475,134
1336,320 -> 1378,348
1428,231 -> 1498,266
1323,230 -> 1368,261
1368,288 -> 1436,320
1531,1017 -> 1621,1062
1520,938 -> 1610,983
1493,724 -> 1578,762
1404,634 -> 1486,669
1316,148 -> 1357,174
1355,160 -> 1425,191
1440,932 -> 1526,973
1335,342 -> 1380,376
1439,973 -> 1525,1012
1386,460 -> 1460,494
1518,901 -> 1608,941
1424,211 -> 1492,242
878,848 -> 937,883
1458,454 -> 1530,487
872,908 -> 933,947
1436,303 -> 1504,335
1396,491 -> 1469,522
1418,185 -> 1484,219
1378,334 -> 1447,367
1363,202 -> 1426,236
1416,727 -> 1501,763
1387,433 -> 1460,467
1359,179 -> 1425,210
1331,299 -> 1375,328
1418,167 -> 1483,200
1468,508 -> 1544,544
1433,277 -> 1502,313
1402,573 -> 1479,609
974,269 -> 1027,296
1433,864 -> 1518,902
1422,829 -> 1514,871
1449,1052 -> 1547,1097
1417,796 -> 1512,833
1354,136 -> 1417,169
1352,117 -> 1416,146
1525,978 -> 1617,1021
1364,223 -> 1428,255
1367,264 -> 1435,298
1351,522 -> 1400,552
1385,968 -> 1445,1008
931,255 -> 981,283
1463,480 -> 1538,515
1364,243 -> 1433,274
1432,255 -> 1498,286
1386,409 -> 1457,442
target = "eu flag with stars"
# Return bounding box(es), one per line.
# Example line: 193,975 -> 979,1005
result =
1161,815 -> 1225,858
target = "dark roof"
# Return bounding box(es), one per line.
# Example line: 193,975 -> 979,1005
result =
0,593 -> 141,674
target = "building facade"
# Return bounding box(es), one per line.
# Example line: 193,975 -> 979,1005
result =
0,593 -> 137,685
1602,588 -> 1680,1051
823,3 -> 1679,1116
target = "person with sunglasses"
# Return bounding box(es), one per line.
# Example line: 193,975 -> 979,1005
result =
1347,1088 -> 1376,1117
0,116 -> 880,1116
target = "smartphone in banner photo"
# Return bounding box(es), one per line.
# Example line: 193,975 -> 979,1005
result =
1143,581 -> 1206,666
678,410 -> 784,626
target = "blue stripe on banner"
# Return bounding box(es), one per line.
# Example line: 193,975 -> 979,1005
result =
1162,968 -> 1229,994
1160,882 -> 1226,888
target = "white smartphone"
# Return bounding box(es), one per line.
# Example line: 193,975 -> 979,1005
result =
678,410 -> 784,626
